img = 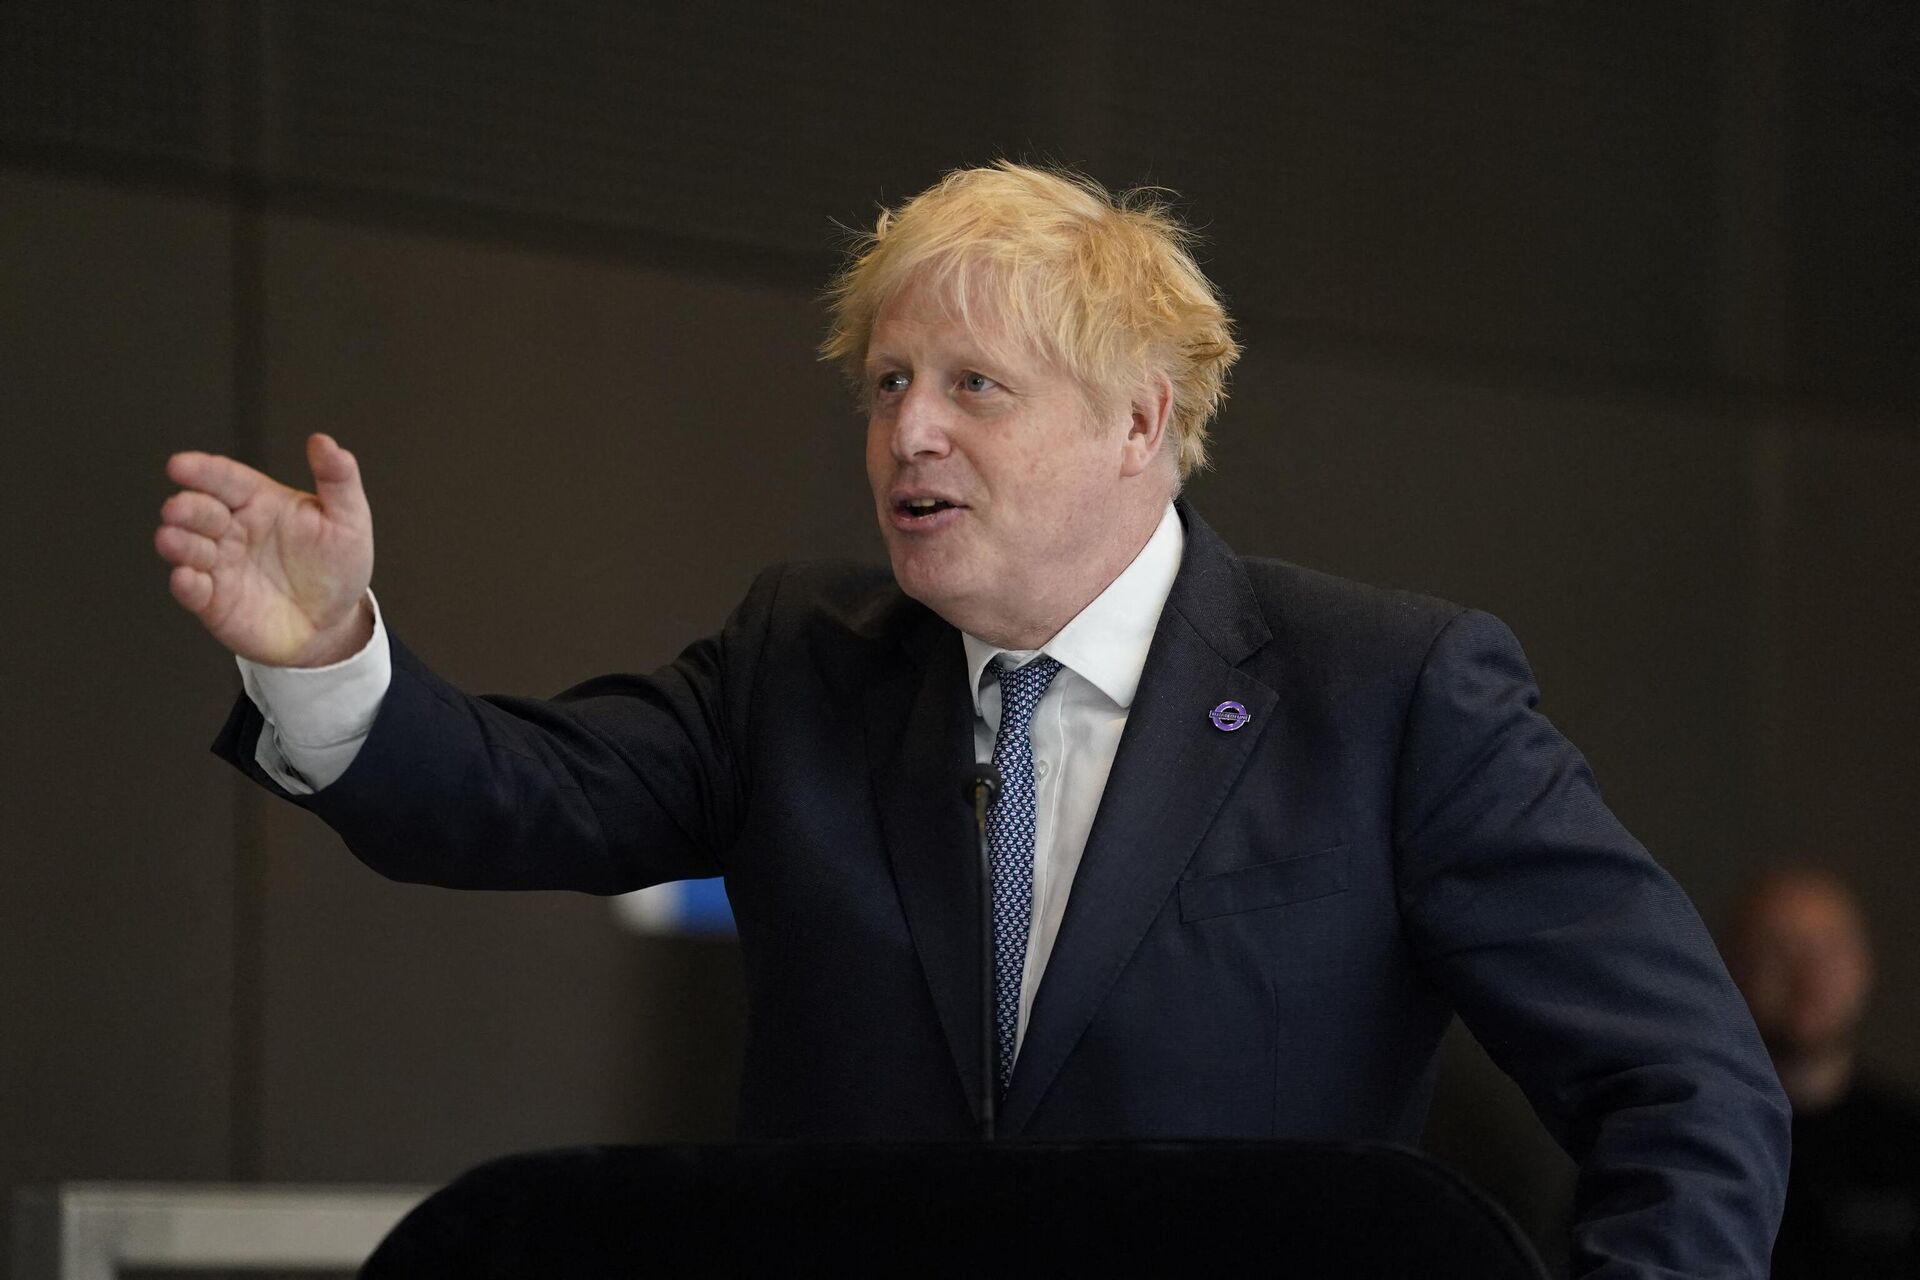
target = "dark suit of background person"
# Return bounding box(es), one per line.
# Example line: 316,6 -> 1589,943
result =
212,498 -> 1788,1278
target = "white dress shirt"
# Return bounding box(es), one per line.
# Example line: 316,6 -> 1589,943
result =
240,504 -> 1186,1059
959,503 -> 1182,1052
240,593 -> 393,795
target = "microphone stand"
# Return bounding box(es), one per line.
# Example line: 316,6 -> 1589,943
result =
962,766 -> 1002,1141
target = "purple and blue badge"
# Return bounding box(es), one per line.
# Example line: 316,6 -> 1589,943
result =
1209,700 -> 1250,732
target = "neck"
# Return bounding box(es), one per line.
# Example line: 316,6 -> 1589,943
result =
965,499 -> 1169,650
1770,1045 -> 1856,1112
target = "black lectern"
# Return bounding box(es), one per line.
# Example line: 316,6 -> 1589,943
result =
362,1141 -> 1547,1278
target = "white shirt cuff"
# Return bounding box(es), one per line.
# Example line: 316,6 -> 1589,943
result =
237,592 -> 392,795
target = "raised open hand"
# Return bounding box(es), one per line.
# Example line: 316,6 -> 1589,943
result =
155,433 -> 376,667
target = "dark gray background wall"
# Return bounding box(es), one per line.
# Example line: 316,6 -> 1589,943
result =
4,0 -> 1914,1269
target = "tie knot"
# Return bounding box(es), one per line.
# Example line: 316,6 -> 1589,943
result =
994,655 -> 1063,731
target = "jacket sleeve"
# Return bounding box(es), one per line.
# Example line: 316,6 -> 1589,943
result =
211,566 -> 786,895
1392,608 -> 1788,1278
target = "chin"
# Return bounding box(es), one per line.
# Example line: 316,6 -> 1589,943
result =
889,559 -> 950,608
887,552 -> 974,619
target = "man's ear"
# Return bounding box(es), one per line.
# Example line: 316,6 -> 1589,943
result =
1120,371 -> 1175,478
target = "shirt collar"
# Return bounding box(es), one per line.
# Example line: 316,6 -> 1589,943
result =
962,502 -> 1184,714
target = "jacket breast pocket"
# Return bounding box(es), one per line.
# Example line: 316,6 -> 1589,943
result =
1178,844 -> 1350,923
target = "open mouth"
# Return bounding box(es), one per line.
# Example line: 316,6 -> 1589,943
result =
895,497 -> 962,522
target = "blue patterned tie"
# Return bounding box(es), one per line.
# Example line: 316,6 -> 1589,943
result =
987,654 -> 1063,1097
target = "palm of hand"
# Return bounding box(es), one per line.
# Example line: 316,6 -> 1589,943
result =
158,435 -> 376,668
207,488 -> 372,665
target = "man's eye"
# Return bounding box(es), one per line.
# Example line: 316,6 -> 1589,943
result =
960,372 -> 998,394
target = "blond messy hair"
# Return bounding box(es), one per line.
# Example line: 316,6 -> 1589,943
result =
820,162 -> 1240,481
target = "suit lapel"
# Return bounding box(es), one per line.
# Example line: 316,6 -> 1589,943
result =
862,609 -> 989,1124
1000,505 -> 1277,1132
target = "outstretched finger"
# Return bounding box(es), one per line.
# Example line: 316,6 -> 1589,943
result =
306,433 -> 369,526
166,450 -> 273,511
159,489 -> 233,539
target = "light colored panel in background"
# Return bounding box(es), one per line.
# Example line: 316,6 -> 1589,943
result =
245,211 -> 864,1179
0,171 -> 240,1253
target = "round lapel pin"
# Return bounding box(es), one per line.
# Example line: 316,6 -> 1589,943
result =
1209,700 -> 1250,732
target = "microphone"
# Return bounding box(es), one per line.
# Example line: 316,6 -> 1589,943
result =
962,766 -> 1002,1140
961,767 -> 1001,812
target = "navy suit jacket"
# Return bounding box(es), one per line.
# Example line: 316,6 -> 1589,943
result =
216,502 -> 1787,1276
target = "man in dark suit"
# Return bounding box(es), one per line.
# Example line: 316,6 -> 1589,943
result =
157,163 -> 1788,1275
1730,868 -> 1920,1275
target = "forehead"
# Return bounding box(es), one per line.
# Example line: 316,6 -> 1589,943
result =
866,269 -> 1046,370
1745,880 -> 1866,941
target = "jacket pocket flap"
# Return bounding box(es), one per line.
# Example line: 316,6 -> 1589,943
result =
1179,844 -> 1350,922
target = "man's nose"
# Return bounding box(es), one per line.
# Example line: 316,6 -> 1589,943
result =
889,384 -> 953,462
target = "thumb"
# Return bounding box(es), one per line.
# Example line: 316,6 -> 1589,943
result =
307,432 -> 370,526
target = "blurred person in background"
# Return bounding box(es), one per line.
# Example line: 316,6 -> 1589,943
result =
1729,866 -> 1920,1276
